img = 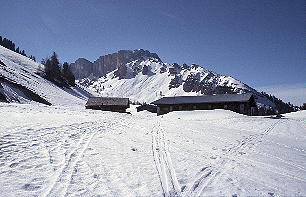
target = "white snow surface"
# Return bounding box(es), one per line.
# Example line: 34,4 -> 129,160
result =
0,46 -> 91,105
0,103 -> 305,196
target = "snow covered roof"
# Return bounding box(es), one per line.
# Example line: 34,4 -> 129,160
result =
152,93 -> 255,105
86,97 -> 129,107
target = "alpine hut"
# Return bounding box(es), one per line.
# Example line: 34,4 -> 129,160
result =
85,97 -> 130,112
151,93 -> 257,115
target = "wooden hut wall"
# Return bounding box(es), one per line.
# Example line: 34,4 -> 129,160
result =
157,101 -> 254,115
86,105 -> 128,112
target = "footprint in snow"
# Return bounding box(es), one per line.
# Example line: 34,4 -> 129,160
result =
22,183 -> 41,191
201,167 -> 209,171
20,165 -> 33,170
9,162 -> 19,168
226,177 -> 233,182
181,185 -> 186,192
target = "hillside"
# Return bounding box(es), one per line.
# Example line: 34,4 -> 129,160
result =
0,46 -> 93,106
72,49 -> 275,107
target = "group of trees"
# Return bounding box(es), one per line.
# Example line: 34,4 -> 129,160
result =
42,52 -> 75,87
0,36 -> 75,87
0,36 -> 36,61
261,91 -> 298,114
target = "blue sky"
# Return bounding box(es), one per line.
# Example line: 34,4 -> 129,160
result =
0,0 -> 305,90
257,83 -> 305,106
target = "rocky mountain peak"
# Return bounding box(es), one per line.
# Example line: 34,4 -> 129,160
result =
70,49 -> 161,79
128,49 -> 161,62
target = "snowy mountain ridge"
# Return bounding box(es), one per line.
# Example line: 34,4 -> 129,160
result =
0,46 -> 274,108
75,49 -> 275,107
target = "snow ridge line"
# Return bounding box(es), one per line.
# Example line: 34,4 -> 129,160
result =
151,121 -> 181,197
186,119 -> 282,197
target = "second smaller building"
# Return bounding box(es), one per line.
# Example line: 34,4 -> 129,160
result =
85,97 -> 130,113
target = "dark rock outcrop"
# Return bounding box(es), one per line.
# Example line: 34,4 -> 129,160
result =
160,64 -> 167,73
0,60 -> 6,67
169,75 -> 182,89
168,63 -> 181,75
183,74 -> 199,92
142,65 -> 149,75
182,63 -> 188,69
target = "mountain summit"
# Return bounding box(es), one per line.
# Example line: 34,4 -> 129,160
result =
70,49 -> 160,79
71,49 -> 274,107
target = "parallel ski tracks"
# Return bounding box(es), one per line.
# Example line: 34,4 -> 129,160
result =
151,121 -> 181,197
184,119 -> 282,197
41,117 -> 124,197
42,123 -> 102,197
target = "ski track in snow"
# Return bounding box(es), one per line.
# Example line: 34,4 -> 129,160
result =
0,113 -> 124,197
43,123 -> 101,197
151,121 -> 181,197
182,119 -> 282,196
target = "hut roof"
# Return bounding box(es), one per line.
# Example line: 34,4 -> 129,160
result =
86,97 -> 129,107
151,93 -> 255,105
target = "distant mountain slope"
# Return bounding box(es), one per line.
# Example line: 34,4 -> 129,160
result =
74,49 -> 275,107
0,46 -> 93,105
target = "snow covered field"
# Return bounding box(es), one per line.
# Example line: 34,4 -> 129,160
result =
0,103 -> 305,196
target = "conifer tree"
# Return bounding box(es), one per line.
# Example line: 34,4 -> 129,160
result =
62,62 -> 76,86
44,52 -> 62,85
21,50 -> 26,56
0,35 -> 35,59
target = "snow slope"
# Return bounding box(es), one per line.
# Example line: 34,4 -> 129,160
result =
0,103 -> 305,196
78,54 -> 275,107
0,46 -> 92,105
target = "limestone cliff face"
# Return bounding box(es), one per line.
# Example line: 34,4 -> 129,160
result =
94,50 -> 131,79
70,58 -> 93,79
70,49 -> 161,79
